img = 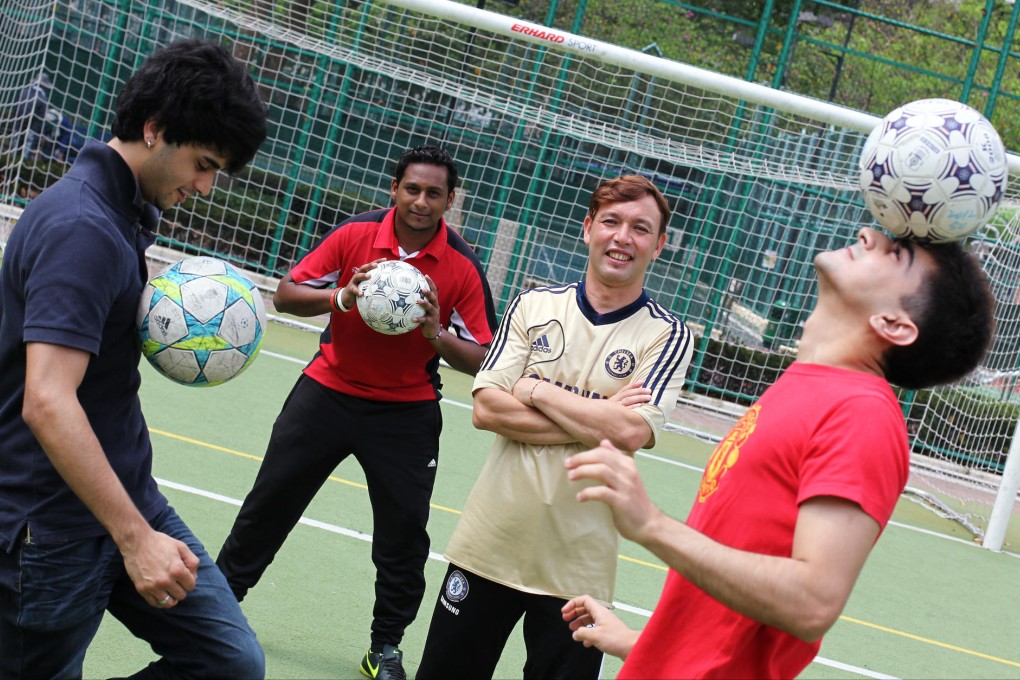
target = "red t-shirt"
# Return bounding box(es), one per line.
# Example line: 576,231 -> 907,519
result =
289,208 -> 495,401
620,362 -> 909,679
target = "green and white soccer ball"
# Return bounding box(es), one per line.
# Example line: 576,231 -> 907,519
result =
137,256 -> 267,386
356,260 -> 429,335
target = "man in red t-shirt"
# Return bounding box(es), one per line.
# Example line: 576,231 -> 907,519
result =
560,229 -> 995,679
217,144 -> 497,680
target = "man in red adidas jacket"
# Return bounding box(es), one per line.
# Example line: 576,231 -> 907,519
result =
217,144 -> 497,680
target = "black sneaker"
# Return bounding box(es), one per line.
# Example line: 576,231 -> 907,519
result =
359,644 -> 406,680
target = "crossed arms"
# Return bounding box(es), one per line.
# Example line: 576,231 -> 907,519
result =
472,378 -> 654,451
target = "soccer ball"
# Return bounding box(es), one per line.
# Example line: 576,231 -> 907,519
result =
356,260 -> 429,335
137,257 -> 267,386
858,98 -> 1008,243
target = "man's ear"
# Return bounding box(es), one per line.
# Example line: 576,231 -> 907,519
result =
653,231 -> 667,260
868,312 -> 919,347
143,118 -> 163,142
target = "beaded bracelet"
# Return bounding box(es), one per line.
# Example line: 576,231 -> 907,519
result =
528,380 -> 541,408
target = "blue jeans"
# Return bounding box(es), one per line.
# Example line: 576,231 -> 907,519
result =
0,506 -> 264,679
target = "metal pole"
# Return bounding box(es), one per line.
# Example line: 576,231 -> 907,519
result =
960,0 -> 995,103
772,0 -> 805,90
828,1 -> 859,102
984,0 -> 1020,119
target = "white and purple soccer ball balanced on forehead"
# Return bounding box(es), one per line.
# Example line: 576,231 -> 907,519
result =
858,98 -> 1008,243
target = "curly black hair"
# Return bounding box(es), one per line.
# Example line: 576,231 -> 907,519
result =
111,39 -> 267,173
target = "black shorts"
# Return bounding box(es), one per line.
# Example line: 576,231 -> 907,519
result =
416,564 -> 603,680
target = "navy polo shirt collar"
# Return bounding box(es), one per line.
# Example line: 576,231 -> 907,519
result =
69,140 -> 159,240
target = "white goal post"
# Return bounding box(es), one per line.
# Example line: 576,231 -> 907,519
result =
385,0 -> 1020,175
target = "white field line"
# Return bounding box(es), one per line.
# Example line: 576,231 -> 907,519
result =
154,477 -> 895,679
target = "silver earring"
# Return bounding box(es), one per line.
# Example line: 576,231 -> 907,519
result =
145,139 -> 153,149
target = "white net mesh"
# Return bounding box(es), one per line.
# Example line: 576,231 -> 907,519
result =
1,0 -> 1018,539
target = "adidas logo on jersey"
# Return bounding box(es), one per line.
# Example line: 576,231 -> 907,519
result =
427,459 -> 437,468
531,334 -> 552,354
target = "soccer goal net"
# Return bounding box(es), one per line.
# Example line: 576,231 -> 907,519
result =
2,0 -> 1019,545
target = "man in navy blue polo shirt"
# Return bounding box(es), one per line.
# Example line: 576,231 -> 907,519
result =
0,39 -> 268,677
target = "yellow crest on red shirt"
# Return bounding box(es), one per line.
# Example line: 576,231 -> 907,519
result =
698,405 -> 760,502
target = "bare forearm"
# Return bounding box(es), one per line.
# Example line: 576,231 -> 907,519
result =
569,447 -> 875,643
434,334 -> 488,375
23,343 -> 200,607
527,380 -> 652,450
24,396 -> 149,548
273,279 -> 335,317
637,515 -> 840,641
473,388 -> 576,445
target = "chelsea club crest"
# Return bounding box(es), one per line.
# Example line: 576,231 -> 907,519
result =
445,570 -> 469,603
605,349 -> 636,379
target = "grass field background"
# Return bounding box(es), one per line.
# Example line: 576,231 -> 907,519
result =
83,321 -> 1020,679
